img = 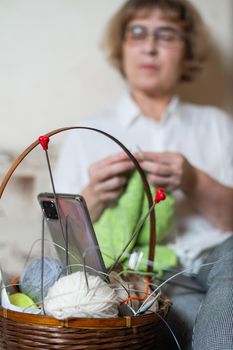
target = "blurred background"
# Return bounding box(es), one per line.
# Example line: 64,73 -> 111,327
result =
0,0 -> 232,276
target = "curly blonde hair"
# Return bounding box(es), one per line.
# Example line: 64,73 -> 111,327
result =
102,0 -> 208,82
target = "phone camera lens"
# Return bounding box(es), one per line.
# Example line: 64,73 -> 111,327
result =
42,200 -> 58,220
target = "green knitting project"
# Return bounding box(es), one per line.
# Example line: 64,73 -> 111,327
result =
94,172 -> 177,273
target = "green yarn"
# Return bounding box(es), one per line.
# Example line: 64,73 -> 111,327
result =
94,172 -> 177,272
9,293 -> 38,309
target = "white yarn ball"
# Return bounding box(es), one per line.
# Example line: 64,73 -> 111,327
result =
44,271 -> 119,320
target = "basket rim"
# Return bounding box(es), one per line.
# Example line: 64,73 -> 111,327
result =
0,297 -> 171,329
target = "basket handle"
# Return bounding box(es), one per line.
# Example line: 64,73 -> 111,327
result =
0,126 -> 156,273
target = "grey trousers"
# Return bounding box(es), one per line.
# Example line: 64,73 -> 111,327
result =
162,235 -> 233,350
192,235 -> 233,350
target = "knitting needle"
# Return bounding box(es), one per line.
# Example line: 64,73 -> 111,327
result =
41,214 -> 46,314
108,188 -> 166,274
38,136 -> 68,271
136,145 -> 145,160
155,276 -> 206,293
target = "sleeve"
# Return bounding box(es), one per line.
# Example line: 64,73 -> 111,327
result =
216,111 -> 233,187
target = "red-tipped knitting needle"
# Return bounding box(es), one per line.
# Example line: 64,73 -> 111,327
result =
154,188 -> 166,204
38,136 -> 57,195
38,135 -> 49,151
38,135 -> 69,272
108,188 -> 166,274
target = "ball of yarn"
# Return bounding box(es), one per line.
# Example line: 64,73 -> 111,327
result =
9,293 -> 38,309
44,271 -> 119,320
20,257 -> 64,304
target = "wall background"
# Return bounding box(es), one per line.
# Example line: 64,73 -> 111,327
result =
0,0 -> 232,154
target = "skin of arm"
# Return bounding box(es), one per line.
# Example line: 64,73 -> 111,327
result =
136,151 -> 233,231
81,152 -> 135,222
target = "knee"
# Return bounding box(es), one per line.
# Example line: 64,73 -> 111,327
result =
208,237 -> 233,285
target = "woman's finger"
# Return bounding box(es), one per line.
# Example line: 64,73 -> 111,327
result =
94,176 -> 127,193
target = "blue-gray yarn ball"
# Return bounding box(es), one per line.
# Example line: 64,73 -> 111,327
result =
20,257 -> 64,304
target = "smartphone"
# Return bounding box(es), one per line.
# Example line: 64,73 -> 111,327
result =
37,192 -> 106,276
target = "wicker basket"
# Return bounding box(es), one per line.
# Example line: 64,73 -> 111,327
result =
0,127 -> 172,349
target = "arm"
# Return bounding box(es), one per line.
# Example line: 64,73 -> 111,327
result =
184,165 -> 233,231
136,151 -> 233,231
81,152 -> 135,222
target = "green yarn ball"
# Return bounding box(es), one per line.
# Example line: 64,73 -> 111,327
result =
9,292 -> 38,309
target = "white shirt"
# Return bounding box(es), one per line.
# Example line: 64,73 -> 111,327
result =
54,94 -> 233,269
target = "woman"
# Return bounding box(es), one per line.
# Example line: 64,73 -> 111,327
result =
55,1 -> 233,349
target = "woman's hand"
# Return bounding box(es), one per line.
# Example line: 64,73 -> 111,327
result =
81,152 -> 135,222
135,151 -> 197,193
136,151 -> 233,230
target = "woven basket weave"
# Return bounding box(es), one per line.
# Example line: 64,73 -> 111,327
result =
0,295 -> 171,349
0,127 -> 172,349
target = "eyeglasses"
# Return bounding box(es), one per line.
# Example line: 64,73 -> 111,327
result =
124,25 -> 186,48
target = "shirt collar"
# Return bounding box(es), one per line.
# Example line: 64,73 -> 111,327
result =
160,95 -> 180,124
115,93 -> 141,127
116,92 -> 181,127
